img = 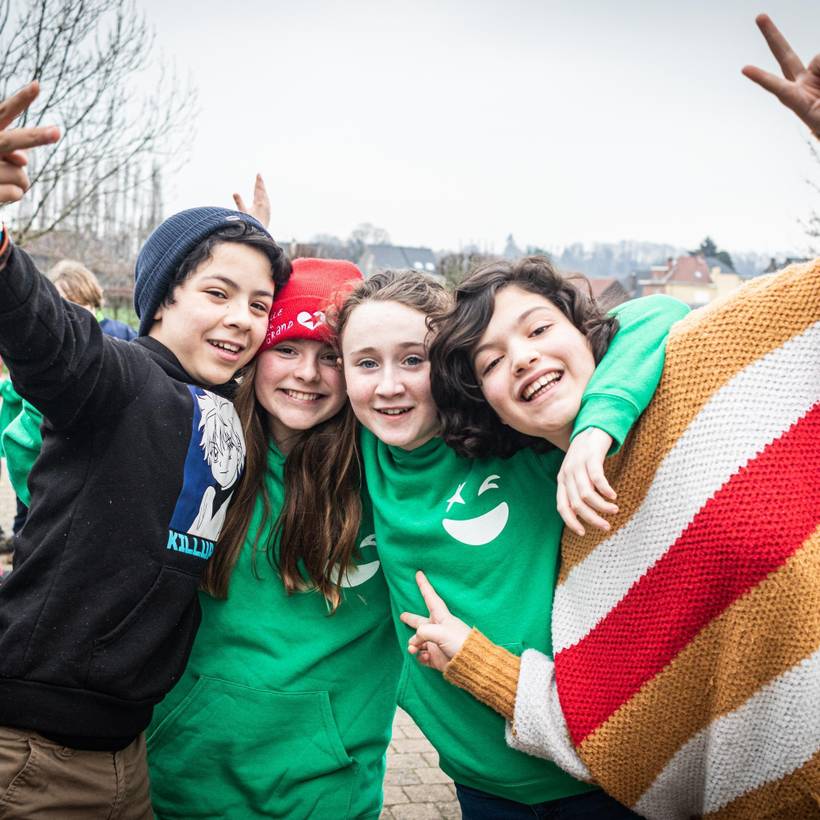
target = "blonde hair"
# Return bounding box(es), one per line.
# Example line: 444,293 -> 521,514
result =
48,259 -> 104,311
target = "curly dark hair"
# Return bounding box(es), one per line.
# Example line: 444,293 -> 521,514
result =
428,256 -> 618,459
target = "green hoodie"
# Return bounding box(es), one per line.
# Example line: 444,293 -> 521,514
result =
362,295 -> 689,803
147,443 -> 402,819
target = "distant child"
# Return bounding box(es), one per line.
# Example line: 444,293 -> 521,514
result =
48,258 -> 138,340
0,82 -> 290,817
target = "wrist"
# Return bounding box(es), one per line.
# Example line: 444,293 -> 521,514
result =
0,226 -> 10,270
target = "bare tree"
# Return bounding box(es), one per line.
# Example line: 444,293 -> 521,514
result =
805,139 -> 820,253
0,0 -> 196,247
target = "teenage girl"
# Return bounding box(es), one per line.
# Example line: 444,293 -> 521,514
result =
336,269 -> 687,818
146,258 -> 402,819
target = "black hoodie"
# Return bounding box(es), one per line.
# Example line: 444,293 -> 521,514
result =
0,245 -> 246,748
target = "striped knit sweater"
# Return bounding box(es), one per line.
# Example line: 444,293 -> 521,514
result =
446,259 -> 820,819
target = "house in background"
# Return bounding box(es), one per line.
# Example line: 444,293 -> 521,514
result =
639,254 -> 742,307
358,243 -> 442,281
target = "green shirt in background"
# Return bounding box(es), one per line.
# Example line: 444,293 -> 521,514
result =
362,294 -> 689,804
147,443 -> 402,819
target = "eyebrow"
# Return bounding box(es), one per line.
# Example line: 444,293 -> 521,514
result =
473,305 -> 555,358
348,341 -> 426,357
208,275 -> 274,299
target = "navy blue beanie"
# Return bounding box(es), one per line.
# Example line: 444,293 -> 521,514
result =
134,207 -> 272,336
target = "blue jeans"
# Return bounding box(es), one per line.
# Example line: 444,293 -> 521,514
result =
455,783 -> 641,819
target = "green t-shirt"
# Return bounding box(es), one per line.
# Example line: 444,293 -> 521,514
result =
147,443 -> 402,820
362,294 -> 689,803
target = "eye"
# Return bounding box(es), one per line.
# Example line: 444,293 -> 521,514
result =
206,289 -> 227,300
481,355 -> 502,376
274,345 -> 297,357
403,354 -> 425,367
356,358 -> 378,369
320,351 -> 341,367
477,474 -> 500,495
530,323 -> 551,337
251,300 -> 270,314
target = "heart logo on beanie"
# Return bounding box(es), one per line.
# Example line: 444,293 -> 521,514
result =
297,310 -> 326,331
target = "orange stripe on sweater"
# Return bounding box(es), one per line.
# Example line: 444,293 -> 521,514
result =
559,260 -> 820,577
704,747 -> 820,820
577,524 -> 820,807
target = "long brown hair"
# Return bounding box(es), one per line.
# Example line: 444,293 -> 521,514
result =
201,358 -> 363,611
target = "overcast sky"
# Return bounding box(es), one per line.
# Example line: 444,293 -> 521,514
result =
138,0 -> 820,256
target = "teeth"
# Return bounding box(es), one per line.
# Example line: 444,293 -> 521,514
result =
379,408 -> 410,416
285,389 -> 321,401
211,341 -> 241,353
523,372 -> 560,401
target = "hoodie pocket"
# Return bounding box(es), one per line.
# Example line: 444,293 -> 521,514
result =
147,676 -> 356,819
87,566 -> 200,703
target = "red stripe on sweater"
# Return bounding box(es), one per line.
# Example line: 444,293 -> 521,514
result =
556,402 -> 820,745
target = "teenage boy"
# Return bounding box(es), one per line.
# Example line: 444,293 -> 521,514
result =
0,82 -> 290,817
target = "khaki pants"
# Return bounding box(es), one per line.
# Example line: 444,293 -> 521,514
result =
0,727 -> 152,819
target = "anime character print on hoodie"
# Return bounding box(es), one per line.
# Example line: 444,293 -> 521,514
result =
361,295 -> 689,804
148,442 -> 402,820
0,238 -> 249,748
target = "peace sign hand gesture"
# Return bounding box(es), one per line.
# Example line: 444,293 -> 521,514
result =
743,14 -> 820,137
399,571 -> 471,673
0,81 -> 60,204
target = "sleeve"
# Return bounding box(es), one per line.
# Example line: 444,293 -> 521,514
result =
444,630 -> 592,781
0,243 -> 147,430
505,649 -> 592,782
572,295 -> 690,453
0,377 -> 23,456
1,400 -> 42,506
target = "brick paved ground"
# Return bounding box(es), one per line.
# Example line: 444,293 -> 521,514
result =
0,464 -> 461,817
382,708 -> 461,819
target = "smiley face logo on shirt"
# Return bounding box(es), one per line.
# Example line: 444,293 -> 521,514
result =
338,533 -> 381,588
441,474 -> 510,546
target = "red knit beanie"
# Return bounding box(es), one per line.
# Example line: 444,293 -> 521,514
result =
259,258 -> 363,351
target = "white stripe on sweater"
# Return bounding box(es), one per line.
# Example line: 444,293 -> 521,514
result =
634,646 -> 820,820
505,649 -> 591,782
553,322 -> 820,654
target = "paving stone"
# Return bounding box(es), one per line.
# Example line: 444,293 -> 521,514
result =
403,784 -> 455,804
386,752 -> 427,770
415,768 -> 453,785
399,722 -> 426,740
383,786 -> 410,806
390,804 -> 448,820
422,751 -> 440,767
436,802 -> 461,819
384,769 -> 422,786
392,737 -> 434,755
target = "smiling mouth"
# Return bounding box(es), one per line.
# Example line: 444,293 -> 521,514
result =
208,340 -> 244,355
521,372 -> 562,402
376,408 -> 411,416
281,388 -> 324,402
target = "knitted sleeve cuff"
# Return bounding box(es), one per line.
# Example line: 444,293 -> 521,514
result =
443,629 -> 521,721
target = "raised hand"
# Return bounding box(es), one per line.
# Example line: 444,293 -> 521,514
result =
743,14 -> 820,136
0,81 -> 60,203
232,173 -> 271,228
399,571 -> 471,673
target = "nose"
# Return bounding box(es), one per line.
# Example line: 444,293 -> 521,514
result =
294,352 -> 320,383
223,299 -> 253,331
510,340 -> 539,376
375,364 -> 404,397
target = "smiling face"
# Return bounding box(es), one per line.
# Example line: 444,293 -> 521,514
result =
473,285 -> 596,450
442,473 -> 510,545
254,339 -> 346,452
341,300 -> 440,451
150,242 -> 274,386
